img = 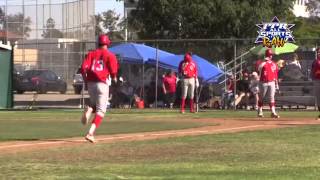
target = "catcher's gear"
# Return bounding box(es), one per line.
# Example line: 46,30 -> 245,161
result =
98,34 -> 111,46
265,49 -> 273,58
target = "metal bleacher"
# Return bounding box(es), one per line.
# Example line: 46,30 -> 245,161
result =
276,80 -> 317,109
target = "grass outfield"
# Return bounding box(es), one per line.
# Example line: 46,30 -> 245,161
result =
0,109 -> 318,141
1,125 -> 320,179
0,109 -> 319,179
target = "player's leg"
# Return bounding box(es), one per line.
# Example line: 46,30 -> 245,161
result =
245,92 -> 251,110
181,79 -> 188,113
314,80 -> 320,120
169,92 -> 175,109
258,82 -> 268,117
235,92 -> 245,107
269,81 -> 279,118
254,92 -> 259,110
86,82 -> 109,143
81,82 -> 96,125
188,78 -> 196,113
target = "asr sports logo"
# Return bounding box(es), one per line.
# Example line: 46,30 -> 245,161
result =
255,16 -> 295,48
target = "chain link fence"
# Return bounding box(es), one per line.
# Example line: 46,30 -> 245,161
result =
10,38 -> 319,109
2,1 -> 318,109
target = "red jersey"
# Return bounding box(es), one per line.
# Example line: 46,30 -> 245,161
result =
162,75 -> 177,93
311,58 -> 320,80
258,59 -> 278,82
81,48 -> 118,83
178,59 -> 197,78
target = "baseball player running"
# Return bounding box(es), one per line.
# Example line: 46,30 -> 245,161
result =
257,49 -> 280,118
178,52 -> 198,113
80,34 -> 118,143
312,48 -> 320,120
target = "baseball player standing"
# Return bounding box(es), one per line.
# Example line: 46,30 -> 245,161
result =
311,48 -> 320,120
178,52 -> 198,113
257,49 -> 280,118
162,70 -> 177,109
80,34 -> 118,143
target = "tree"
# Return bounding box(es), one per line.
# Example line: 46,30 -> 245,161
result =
95,10 -> 125,41
6,13 -> 32,38
129,0 -> 295,39
306,0 -> 320,17
42,17 -> 63,38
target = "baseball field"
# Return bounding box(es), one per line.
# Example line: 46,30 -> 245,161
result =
0,109 -> 320,179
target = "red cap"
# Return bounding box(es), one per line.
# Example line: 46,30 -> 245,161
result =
184,53 -> 192,62
98,34 -> 111,46
265,49 -> 273,57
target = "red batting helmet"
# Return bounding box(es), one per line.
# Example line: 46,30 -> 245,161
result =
184,52 -> 192,62
265,49 -> 273,58
98,34 -> 111,46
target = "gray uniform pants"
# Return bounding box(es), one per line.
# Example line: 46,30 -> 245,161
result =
181,77 -> 195,99
87,82 -> 109,115
259,81 -> 276,104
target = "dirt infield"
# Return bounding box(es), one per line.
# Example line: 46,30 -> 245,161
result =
0,117 -> 319,154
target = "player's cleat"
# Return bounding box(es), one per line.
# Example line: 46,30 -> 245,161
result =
257,109 -> 264,117
317,115 -> 320,121
271,113 -> 280,118
181,110 -> 185,114
85,134 -> 95,143
81,106 -> 92,125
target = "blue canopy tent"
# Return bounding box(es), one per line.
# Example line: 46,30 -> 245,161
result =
148,54 -> 224,83
109,43 -> 174,63
109,43 -> 175,107
148,54 -> 224,111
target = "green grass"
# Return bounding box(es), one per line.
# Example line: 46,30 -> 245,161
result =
0,109 -> 319,179
0,109 -> 318,141
1,125 -> 320,179
0,109 -> 218,141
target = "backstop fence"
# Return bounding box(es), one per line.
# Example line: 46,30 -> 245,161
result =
8,38 -> 320,109
1,1 -> 318,109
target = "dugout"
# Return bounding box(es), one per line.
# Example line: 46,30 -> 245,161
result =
0,43 -> 13,109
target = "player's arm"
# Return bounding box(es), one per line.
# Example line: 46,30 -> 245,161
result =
274,62 -> 280,90
80,51 -> 92,82
107,53 -> 119,82
194,62 -> 198,78
162,79 -> 167,94
178,61 -> 184,77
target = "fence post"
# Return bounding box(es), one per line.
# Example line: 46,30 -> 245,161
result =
155,42 -> 159,109
233,42 -> 237,110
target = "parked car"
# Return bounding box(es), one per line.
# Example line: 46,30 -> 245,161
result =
73,71 -> 85,94
13,68 -> 22,91
16,69 -> 67,94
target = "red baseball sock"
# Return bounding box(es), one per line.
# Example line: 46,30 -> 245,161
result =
190,99 -> 194,112
92,114 -> 103,128
270,102 -> 276,114
181,98 -> 186,111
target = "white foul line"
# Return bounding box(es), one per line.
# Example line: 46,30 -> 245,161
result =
0,124 -> 269,150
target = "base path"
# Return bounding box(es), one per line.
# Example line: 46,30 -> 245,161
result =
1,118 -> 319,154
